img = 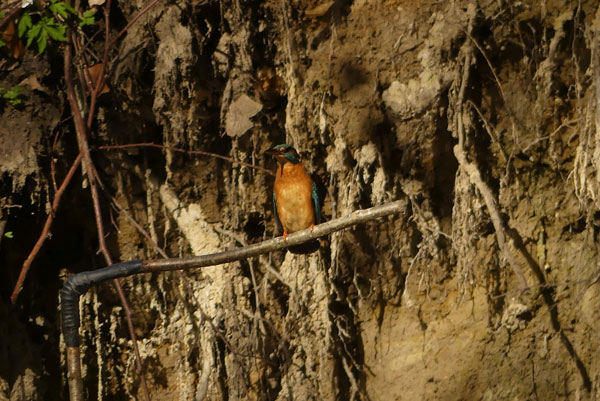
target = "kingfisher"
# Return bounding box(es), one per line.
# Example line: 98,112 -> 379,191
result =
265,144 -> 322,254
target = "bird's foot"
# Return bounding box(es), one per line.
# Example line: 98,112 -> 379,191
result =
283,231 -> 288,241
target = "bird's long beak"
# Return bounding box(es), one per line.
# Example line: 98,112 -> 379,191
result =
265,147 -> 288,165
265,147 -> 281,156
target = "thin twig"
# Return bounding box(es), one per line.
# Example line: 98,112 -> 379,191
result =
10,153 -> 83,303
0,3 -> 20,32
0,0 -> 19,12
521,118 -> 580,153
65,22 -> 152,401
465,30 -> 519,146
87,170 -> 153,400
97,142 -> 275,176
50,127 -> 64,192
466,99 -> 509,162
110,0 -> 163,45
86,0 -> 112,129
71,36 -> 90,101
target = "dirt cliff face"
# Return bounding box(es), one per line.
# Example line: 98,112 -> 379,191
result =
1,0 -> 600,399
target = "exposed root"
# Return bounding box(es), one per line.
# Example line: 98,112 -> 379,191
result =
453,38 -> 591,391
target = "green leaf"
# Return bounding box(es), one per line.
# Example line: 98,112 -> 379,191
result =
37,28 -> 48,54
49,3 -> 64,18
50,2 -> 62,17
79,9 -> 96,26
17,13 -> 32,38
62,2 -> 76,15
3,87 -> 24,106
4,86 -> 23,98
26,23 -> 41,47
45,22 -> 66,41
4,232 -> 14,239
11,3 -> 74,54
8,97 -> 22,105
0,38 -> 6,48
49,1 -> 75,18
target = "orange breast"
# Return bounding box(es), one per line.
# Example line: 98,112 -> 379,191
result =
274,163 -> 315,234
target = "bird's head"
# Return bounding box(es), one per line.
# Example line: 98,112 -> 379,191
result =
265,144 -> 300,165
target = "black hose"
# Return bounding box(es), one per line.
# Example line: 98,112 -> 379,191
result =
60,260 -> 143,347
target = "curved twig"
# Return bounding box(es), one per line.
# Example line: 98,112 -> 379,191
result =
97,142 -> 275,176
10,153 -> 83,303
0,3 -> 20,32
110,0 -> 163,45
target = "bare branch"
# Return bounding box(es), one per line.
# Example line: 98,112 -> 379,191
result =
97,142 -> 275,176
10,153 -> 83,303
110,0 -> 163,45
143,200 -> 405,272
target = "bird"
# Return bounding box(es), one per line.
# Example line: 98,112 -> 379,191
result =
265,144 -> 321,254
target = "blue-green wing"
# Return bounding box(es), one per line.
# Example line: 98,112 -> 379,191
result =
312,180 -> 321,224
